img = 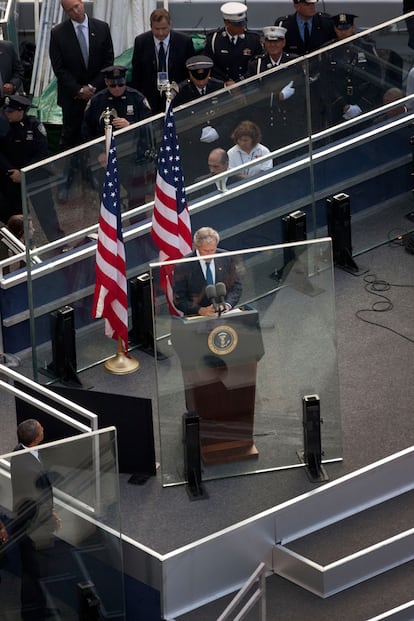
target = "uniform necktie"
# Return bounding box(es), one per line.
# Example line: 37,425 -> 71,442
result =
231,36 -> 236,46
303,21 -> 310,50
205,262 -> 214,285
200,87 -> 206,96
77,24 -> 89,66
158,41 -> 166,72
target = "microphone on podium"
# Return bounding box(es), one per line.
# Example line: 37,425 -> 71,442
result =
215,282 -> 227,314
205,284 -> 218,312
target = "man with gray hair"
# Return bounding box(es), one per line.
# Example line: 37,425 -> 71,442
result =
173,226 -> 242,316
49,0 -> 114,151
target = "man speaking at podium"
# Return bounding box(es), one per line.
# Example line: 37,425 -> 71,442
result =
173,227 -> 242,316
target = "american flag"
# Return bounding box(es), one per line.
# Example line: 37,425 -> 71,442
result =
152,103 -> 192,315
92,128 -> 129,351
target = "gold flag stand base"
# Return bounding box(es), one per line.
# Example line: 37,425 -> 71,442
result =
104,339 -> 140,375
104,352 -> 140,375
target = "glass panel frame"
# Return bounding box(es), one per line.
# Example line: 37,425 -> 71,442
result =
150,238 -> 342,486
0,427 -> 125,619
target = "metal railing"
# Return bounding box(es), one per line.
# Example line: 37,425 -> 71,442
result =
216,562 -> 268,621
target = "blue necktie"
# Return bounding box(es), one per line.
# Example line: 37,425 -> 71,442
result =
303,21 -> 310,50
205,262 -> 214,285
77,25 -> 89,67
158,41 -> 166,72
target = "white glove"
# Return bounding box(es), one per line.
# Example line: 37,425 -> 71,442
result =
280,80 -> 295,100
342,104 -> 362,120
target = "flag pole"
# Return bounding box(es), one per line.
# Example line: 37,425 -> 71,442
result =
100,108 -> 139,375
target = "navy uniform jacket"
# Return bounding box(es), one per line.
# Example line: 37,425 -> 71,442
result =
0,116 -> 63,238
320,39 -> 382,124
246,51 -> 298,77
245,52 -> 306,145
203,28 -> 263,82
131,30 -> 195,113
0,40 -> 24,93
173,249 -> 242,316
173,77 -> 224,107
49,18 -> 114,108
0,115 -> 48,173
82,86 -> 152,140
274,13 -> 335,55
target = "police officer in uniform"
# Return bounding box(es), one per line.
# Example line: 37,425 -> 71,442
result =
82,65 -> 152,139
203,2 -> 263,85
246,26 -> 306,152
321,14 -> 382,127
0,95 -> 63,240
173,56 -> 228,184
173,56 -> 224,107
82,66 -> 154,211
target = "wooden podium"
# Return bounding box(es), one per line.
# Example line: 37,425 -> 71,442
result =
171,309 -> 264,466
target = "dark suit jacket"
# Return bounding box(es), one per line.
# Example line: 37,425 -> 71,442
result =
274,13 -> 335,55
49,17 -> 114,108
131,30 -> 195,112
0,40 -> 24,92
11,446 -> 55,547
173,249 -> 242,316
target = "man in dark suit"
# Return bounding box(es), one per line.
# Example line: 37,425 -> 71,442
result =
275,0 -> 335,56
173,226 -> 242,316
0,39 -> 24,98
49,0 -> 114,150
11,419 -> 61,620
131,8 -> 195,114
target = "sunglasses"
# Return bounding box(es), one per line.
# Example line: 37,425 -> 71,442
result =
107,78 -> 126,87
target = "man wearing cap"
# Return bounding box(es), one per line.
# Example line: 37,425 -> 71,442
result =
172,55 -> 228,184
0,39 -> 24,98
0,95 -> 63,240
82,65 -> 152,139
203,1 -> 262,85
321,14 -> 382,126
131,8 -> 195,114
82,65 -> 154,210
245,26 -> 306,151
173,56 -> 224,107
274,0 -> 335,56
49,0 -> 114,150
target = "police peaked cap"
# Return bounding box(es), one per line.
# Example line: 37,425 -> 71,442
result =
3,94 -> 34,111
186,55 -> 214,71
101,65 -> 128,79
332,13 -> 358,29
